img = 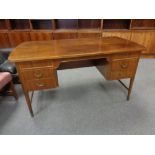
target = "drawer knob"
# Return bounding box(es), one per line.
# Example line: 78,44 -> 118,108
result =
34,71 -> 43,78
121,63 -> 128,69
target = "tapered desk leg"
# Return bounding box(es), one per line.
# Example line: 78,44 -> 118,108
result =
127,76 -> 135,101
10,81 -> 18,100
23,89 -> 34,117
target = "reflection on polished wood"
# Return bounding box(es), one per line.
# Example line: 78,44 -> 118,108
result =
10,37 -> 144,62
9,37 -> 145,117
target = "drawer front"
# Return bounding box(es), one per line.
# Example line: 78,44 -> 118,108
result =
110,71 -> 134,80
21,67 -> 55,80
17,61 -> 59,91
19,60 -> 53,68
111,58 -> 138,72
112,52 -> 140,59
26,78 -> 58,91
109,58 -> 139,80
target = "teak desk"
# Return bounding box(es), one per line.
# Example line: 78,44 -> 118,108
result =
9,37 -> 145,117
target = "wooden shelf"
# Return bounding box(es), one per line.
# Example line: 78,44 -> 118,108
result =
31,20 -> 52,30
0,20 -> 8,30
131,19 -> 155,30
54,19 -> 78,29
31,29 -> 53,32
10,29 -> 30,32
102,29 -> 130,31
103,19 -> 131,30
53,29 -> 77,33
0,32 -> 10,48
30,31 -> 53,41
78,29 -> 101,33
130,27 -> 155,30
10,19 -> 30,30
78,19 -> 101,29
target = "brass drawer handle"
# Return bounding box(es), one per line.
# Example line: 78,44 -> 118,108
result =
36,82 -> 45,87
34,71 -> 43,78
120,63 -> 128,69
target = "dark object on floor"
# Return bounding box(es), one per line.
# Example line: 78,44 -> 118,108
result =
0,72 -> 18,100
0,50 -> 20,84
0,48 -> 13,59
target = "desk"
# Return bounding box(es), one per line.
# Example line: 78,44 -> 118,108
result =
9,37 -> 145,117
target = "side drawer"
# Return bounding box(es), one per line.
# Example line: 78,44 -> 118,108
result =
111,52 -> 140,59
96,57 -> 139,80
109,57 -> 139,80
21,67 -> 56,80
111,58 -> 138,72
18,60 -> 53,68
25,78 -> 58,91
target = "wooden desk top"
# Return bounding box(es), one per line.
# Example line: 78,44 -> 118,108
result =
9,37 -> 145,62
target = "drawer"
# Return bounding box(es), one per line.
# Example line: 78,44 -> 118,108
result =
19,60 -> 53,68
21,67 -> 56,80
109,71 -> 134,80
111,58 -> 138,72
26,78 -> 58,91
109,58 -> 139,80
112,52 -> 140,60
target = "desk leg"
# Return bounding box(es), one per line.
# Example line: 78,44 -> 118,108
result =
23,89 -> 34,117
127,76 -> 135,101
10,81 -> 18,100
118,76 -> 135,101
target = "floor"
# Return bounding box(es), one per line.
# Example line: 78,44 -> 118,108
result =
0,59 -> 155,135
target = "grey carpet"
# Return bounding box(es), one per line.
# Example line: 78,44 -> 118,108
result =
0,59 -> 155,135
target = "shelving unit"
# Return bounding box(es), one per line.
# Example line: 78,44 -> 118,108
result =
9,19 -> 30,30
54,19 -> 78,30
78,19 -> 101,29
30,20 -> 53,30
0,19 -> 155,58
131,19 -> 155,30
0,20 -> 8,30
103,19 -> 131,30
